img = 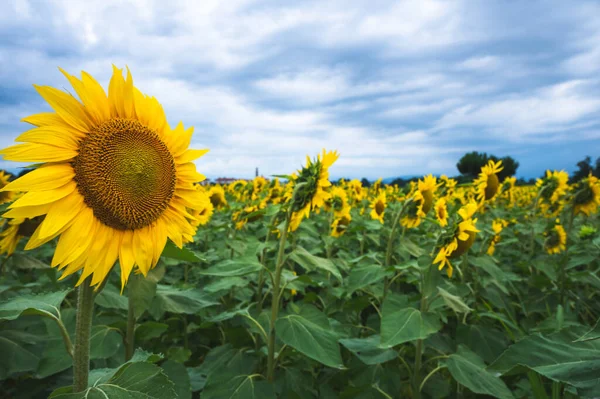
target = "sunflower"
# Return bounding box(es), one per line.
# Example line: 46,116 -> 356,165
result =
331,208 -> 352,238
370,191 -> 386,224
346,179 -> 364,203
572,175 -> 600,216
487,219 -> 508,256
0,66 -> 208,289
208,185 -> 227,209
189,186 -> 214,230
288,150 -> 339,232
474,160 -> 503,202
434,198 -> 448,227
325,186 -> 349,218
401,175 -> 437,228
544,220 -> 567,254
0,171 -> 15,205
0,216 -> 42,256
433,201 -> 479,277
252,176 -> 267,200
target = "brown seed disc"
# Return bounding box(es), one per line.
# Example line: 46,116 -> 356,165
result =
73,118 -> 176,230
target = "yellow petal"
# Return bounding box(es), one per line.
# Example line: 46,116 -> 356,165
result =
9,180 -> 76,208
1,164 -> 74,192
0,143 -> 77,163
16,126 -> 83,149
119,231 -> 135,291
34,84 -> 91,132
176,149 -> 209,164
36,190 -> 84,240
81,70 -> 111,122
51,207 -> 97,267
108,65 -> 126,118
3,203 -> 51,219
133,226 -> 153,276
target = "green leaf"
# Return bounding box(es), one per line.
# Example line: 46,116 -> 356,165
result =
7,253 -> 51,269
456,325 -> 509,364
129,270 -> 162,319
50,361 -> 177,399
275,305 -> 345,369
204,277 -> 248,293
289,246 -> 342,281
89,325 -> 122,359
445,345 -> 514,399
437,287 -> 472,315
0,289 -> 70,321
202,374 -> 275,399
199,257 -> 262,277
95,285 -> 128,311
575,318 -> 600,342
346,264 -> 390,294
162,360 -> 192,399
135,321 -> 169,342
161,240 -> 205,262
0,330 -> 39,379
339,335 -> 397,365
148,285 -> 218,319
380,294 -> 441,348
488,329 -> 600,396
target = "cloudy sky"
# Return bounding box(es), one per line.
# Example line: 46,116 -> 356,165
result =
1,0 -> 600,180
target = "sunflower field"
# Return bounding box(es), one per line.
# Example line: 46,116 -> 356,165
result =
1,68 -> 600,399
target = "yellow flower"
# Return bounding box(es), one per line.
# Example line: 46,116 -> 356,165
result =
433,202 -> 479,277
370,191 -> 386,224
208,185 -> 227,209
331,208 -> 352,238
435,198 -> 448,227
545,222 -> 567,254
325,186 -> 349,218
573,175 -> 600,216
289,149 -> 339,232
189,185 -> 214,230
418,175 -> 437,215
0,217 -> 41,256
0,66 -> 207,289
346,179 -> 364,203
0,171 -> 15,205
474,160 -> 503,202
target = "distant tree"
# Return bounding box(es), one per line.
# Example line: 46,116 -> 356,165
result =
456,151 -> 518,182
595,157 -> 600,177
571,156 -> 594,183
360,178 -> 371,188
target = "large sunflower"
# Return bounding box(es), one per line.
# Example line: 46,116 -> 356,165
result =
544,221 -> 567,255
369,191 -> 386,224
0,66 -> 208,289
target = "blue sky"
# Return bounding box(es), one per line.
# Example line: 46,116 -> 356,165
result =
1,0 -> 599,181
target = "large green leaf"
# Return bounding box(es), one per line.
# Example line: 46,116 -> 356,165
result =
339,335 -> 397,365
445,345 -> 514,399
50,361 -> 177,399
162,360 -> 192,399
202,374 -> 275,399
161,240 -> 205,263
575,318 -> 600,342
0,290 -> 70,321
380,294 -> 441,348
488,329 -> 600,397
437,287 -> 472,316
275,305 -> 344,369
345,264 -> 390,294
0,330 -> 39,379
199,257 -> 262,277
289,246 -> 342,281
148,285 -> 218,319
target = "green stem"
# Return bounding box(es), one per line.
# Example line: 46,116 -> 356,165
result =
125,293 -> 136,361
384,201 -> 411,297
419,365 -> 443,392
54,314 -> 73,358
412,295 -> 428,399
559,207 -> 576,305
73,276 -> 94,393
267,207 -> 293,382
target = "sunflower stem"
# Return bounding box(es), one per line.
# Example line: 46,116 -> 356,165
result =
267,206 -> 293,382
384,200 -> 411,297
125,292 -> 136,361
73,276 -> 94,393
